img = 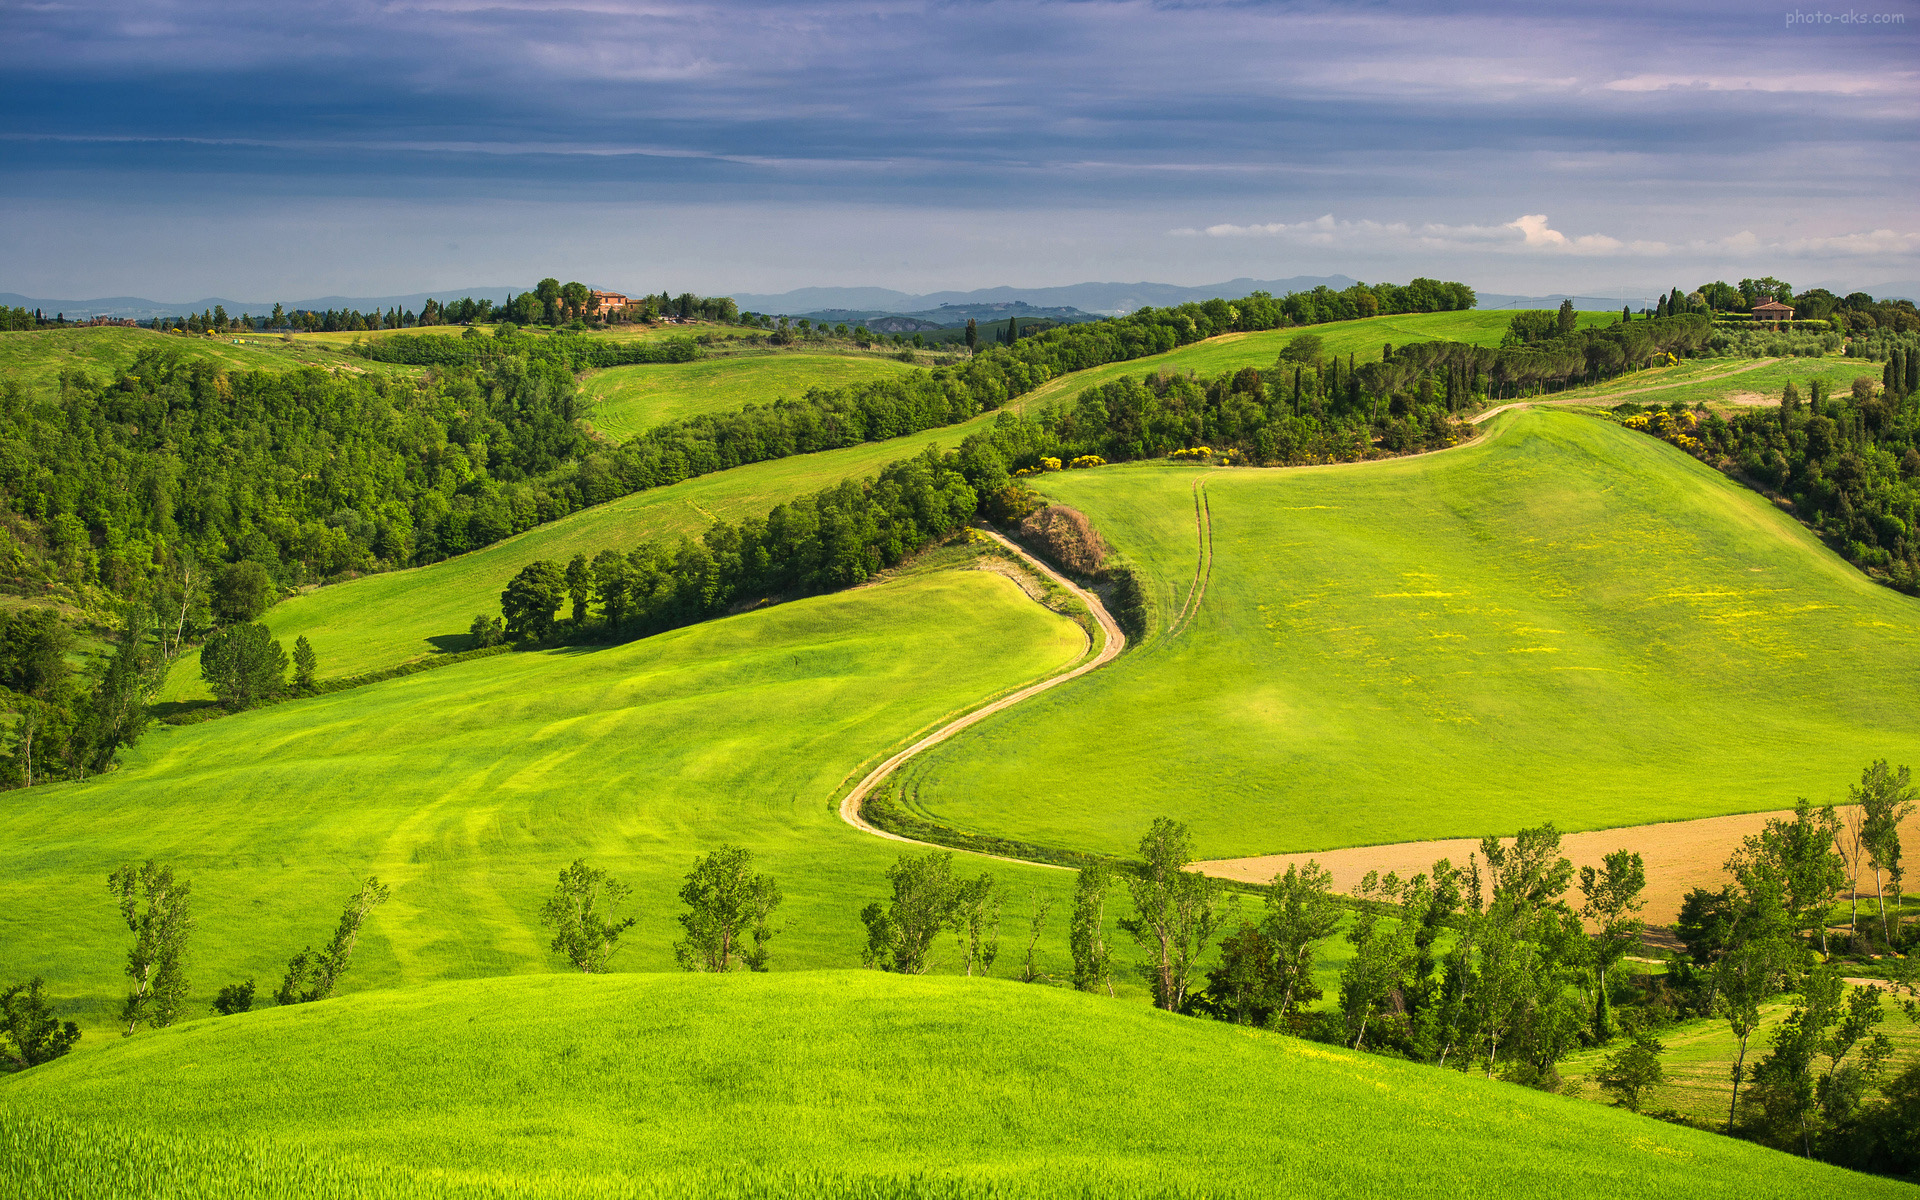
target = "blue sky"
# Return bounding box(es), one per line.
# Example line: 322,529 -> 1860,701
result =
2,0 -> 1915,299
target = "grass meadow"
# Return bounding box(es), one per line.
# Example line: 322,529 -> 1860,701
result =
1559,988 -> 1920,1129
4,971 -> 1905,1200
1562,354 -> 1879,411
579,352 -> 918,441
2,569 -> 1092,1033
0,326 -> 420,395
1009,308 -> 1619,412
901,409 -> 1920,860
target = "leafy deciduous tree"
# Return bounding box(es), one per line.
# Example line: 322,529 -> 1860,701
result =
108,860 -> 193,1035
540,860 -> 636,974
674,846 -> 781,973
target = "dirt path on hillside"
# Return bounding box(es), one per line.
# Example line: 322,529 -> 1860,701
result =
836,531 -> 1126,861
1195,806 -> 1920,925
1469,358 -> 1780,425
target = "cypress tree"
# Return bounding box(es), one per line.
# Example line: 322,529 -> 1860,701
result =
1655,295 -> 1668,319
1621,305 -> 1632,323
1006,316 -> 1018,346
1907,349 -> 1918,396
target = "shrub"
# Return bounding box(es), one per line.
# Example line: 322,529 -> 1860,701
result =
1019,506 -> 1110,577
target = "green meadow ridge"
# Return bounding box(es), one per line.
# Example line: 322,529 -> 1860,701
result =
902,409 -> 1920,861
6,973 -> 1909,1200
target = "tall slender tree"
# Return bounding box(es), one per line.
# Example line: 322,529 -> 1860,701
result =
107,861 -> 193,1035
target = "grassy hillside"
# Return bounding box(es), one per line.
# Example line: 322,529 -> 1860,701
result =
160,411 -> 1003,697
580,352 -> 918,441
1560,991 -> 1920,1128
5,971 -> 1905,1199
900,409 -> 1920,860
1010,308 -> 1618,413
1556,354 -> 1874,410
2,568 -> 1087,1029
0,326 -> 419,395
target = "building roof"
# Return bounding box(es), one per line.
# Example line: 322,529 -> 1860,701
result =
1751,300 -> 1794,313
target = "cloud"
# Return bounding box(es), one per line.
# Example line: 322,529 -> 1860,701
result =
1172,214 -> 1669,257
1170,213 -> 1920,263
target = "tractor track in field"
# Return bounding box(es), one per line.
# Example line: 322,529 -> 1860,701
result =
836,529 -> 1125,862
1165,475 -> 1215,640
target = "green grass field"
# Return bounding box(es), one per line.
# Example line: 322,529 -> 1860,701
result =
1559,355 -> 1878,411
161,412 -> 1004,698
899,409 -> 1920,860
3,568 -> 1089,1032
1011,309 -> 1618,413
579,352 -> 919,441
1561,990 -> 1920,1128
4,971 -> 1905,1199
0,326 -> 420,395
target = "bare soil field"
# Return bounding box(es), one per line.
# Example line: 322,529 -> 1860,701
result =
1197,806 -> 1920,925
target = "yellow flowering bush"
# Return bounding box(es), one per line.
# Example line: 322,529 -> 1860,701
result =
1067,455 -> 1106,469
1168,446 -> 1213,461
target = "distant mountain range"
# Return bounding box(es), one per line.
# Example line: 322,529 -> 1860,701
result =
733,277 -> 1364,316
5,277 -> 1910,324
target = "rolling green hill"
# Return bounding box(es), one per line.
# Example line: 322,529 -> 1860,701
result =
580,352 -> 919,441
4,568 -> 1087,1029
1009,308 -> 1618,413
898,409 -> 1920,860
3,971 -> 1904,1199
0,326 -> 421,395
161,411 -> 1004,696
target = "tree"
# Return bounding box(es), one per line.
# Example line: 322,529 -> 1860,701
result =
1264,860 -> 1341,1019
965,318 -> 978,354
674,845 -> 781,972
291,635 -> 318,694
1594,1032 -> 1665,1112
199,622 -> 288,711
210,560 -> 273,625
1555,298 -> 1576,336
540,860 -> 636,973
1717,928 -> 1800,1131
501,561 -> 567,641
1580,849 -> 1646,1039
1338,872 -> 1419,1050
107,860 -> 192,1035
861,850 -> 960,974
535,278 -> 562,325
591,550 -> 632,630
469,613 -> 504,648
1730,799 -> 1846,953
1119,818 -> 1229,1012
950,872 -> 1001,977
566,553 -> 592,624
277,877 -> 390,1004
1069,863 -> 1115,995
0,978 -> 80,1071
1017,889 -> 1053,983
1854,761 -> 1916,947
561,281 -> 590,323
212,980 -> 255,1016
77,615 -> 151,774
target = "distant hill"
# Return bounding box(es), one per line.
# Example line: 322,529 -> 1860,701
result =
734,276 -> 1364,316
796,301 -> 1102,330
0,288 -> 521,321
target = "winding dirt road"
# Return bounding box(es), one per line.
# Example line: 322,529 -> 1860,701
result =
836,530 -> 1126,856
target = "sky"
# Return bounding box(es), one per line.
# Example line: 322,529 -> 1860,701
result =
2,0 -> 1916,301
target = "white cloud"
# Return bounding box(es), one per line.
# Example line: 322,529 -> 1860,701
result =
1603,72 -> 1908,97
1170,213 -> 1920,263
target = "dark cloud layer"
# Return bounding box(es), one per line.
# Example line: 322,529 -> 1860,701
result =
2,0 -> 1915,295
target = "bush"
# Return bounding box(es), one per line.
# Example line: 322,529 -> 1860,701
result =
1019,506 -> 1110,577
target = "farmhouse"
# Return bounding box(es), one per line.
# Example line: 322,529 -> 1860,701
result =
588,290 -> 629,315
1751,299 -> 1794,325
